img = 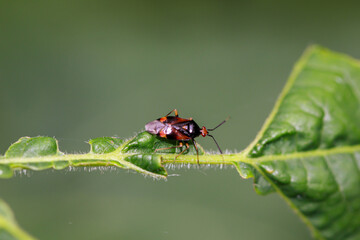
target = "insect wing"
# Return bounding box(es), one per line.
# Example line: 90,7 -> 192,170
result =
160,116 -> 191,125
163,128 -> 192,140
145,120 -> 165,135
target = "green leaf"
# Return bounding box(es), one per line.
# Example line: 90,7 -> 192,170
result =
125,154 -> 167,176
89,137 -> 123,154
0,199 -> 36,240
5,137 -> 60,158
232,162 -> 254,179
240,46 -> 360,239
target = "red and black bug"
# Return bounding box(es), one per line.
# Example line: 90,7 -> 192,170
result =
145,109 -> 227,164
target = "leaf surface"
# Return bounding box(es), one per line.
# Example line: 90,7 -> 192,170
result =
240,46 -> 360,240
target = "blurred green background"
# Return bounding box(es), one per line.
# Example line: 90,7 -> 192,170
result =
1,1 -> 360,239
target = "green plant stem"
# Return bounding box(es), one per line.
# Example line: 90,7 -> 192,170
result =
2,143 -> 360,167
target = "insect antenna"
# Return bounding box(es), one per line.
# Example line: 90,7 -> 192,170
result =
207,116 -> 230,131
206,117 -> 229,155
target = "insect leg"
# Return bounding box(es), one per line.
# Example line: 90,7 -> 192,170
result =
164,109 -> 193,120
192,139 -> 200,165
165,109 -> 179,117
155,142 -> 183,152
175,142 -> 190,160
